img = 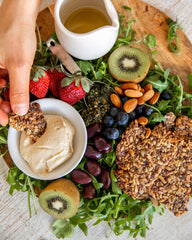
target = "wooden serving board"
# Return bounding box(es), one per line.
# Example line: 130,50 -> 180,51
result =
2,0 -> 192,168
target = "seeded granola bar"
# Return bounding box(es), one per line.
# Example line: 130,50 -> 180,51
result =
9,102 -> 47,142
115,113 -> 192,216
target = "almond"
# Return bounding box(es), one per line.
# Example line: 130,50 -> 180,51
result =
120,82 -> 138,90
124,89 -> 143,98
114,86 -> 123,95
143,89 -> 155,101
140,88 -> 145,94
136,84 -> 141,91
137,96 -> 145,105
144,83 -> 153,91
110,93 -> 122,108
149,91 -> 160,105
138,116 -> 148,126
123,98 -> 138,113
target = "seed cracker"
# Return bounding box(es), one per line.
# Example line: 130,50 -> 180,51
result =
115,113 -> 192,216
9,102 -> 47,142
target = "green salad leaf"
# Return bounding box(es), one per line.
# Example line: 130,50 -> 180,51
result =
167,18 -> 183,55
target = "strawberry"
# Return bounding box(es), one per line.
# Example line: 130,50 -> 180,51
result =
29,66 -> 50,98
47,67 -> 66,98
4,87 -> 10,101
58,71 -> 92,105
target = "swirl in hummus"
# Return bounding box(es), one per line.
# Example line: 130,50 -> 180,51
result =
20,115 -> 75,174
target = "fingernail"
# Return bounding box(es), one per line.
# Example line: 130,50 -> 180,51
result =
12,103 -> 28,115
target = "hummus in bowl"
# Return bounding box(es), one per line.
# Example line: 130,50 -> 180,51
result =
7,98 -> 87,180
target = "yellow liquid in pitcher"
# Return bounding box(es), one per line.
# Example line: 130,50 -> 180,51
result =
64,8 -> 110,33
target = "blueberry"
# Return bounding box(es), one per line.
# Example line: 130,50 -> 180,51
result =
117,128 -> 124,140
135,104 -> 144,117
160,90 -> 172,100
143,106 -> 154,117
103,115 -> 114,127
129,110 -> 136,121
110,107 -> 120,117
116,111 -> 129,126
103,128 -> 119,140
120,95 -> 130,105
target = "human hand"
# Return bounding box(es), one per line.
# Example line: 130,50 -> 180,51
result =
0,0 -> 42,126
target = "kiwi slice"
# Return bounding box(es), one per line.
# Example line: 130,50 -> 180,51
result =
108,46 -> 150,83
39,178 -> 80,220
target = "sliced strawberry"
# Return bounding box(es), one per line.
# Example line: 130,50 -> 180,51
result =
29,67 -> 50,98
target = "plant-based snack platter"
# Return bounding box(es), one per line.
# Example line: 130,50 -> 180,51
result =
1,0 -> 192,240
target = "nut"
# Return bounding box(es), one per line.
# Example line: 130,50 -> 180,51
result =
143,89 -> 155,101
136,84 -> 142,91
144,83 -> 153,91
137,96 -> 145,105
114,86 -> 124,95
110,93 -> 122,108
138,116 -> 148,126
124,89 -> 143,98
149,91 -> 160,105
140,88 -> 145,94
123,98 -> 138,113
120,82 -> 138,90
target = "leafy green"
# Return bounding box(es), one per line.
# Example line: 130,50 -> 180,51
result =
188,73 -> 192,90
52,193 -> 164,239
167,18 -> 183,55
6,166 -> 49,217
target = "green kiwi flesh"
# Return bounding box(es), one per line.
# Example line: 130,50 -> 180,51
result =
39,190 -> 77,219
108,46 -> 150,83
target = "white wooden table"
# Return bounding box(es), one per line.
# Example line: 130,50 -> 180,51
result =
1,1 -> 192,239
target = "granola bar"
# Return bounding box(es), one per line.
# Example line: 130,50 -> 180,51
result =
9,102 -> 47,142
115,113 -> 192,216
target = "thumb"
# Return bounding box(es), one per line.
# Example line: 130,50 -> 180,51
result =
8,65 -> 30,115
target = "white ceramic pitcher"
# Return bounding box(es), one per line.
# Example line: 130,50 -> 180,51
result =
54,0 -> 119,60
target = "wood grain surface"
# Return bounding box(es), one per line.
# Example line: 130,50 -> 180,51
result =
1,1 -> 192,240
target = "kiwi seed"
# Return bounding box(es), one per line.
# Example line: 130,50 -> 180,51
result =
39,178 -> 80,220
108,46 -> 150,83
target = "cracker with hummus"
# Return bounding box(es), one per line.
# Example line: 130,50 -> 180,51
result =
9,102 -> 47,142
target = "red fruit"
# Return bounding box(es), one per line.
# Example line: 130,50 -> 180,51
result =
29,67 -> 50,98
59,79 -> 86,105
4,88 -> 9,101
47,68 -> 66,98
0,68 -> 8,79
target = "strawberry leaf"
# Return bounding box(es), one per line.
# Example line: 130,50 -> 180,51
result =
75,79 -> 80,87
61,78 -> 74,87
30,67 -> 47,82
81,78 -> 90,93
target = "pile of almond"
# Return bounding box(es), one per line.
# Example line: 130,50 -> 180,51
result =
110,82 -> 160,126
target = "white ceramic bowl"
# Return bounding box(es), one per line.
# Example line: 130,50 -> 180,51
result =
7,99 -> 87,180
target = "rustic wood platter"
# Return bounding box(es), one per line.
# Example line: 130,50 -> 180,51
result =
1,1 -> 192,240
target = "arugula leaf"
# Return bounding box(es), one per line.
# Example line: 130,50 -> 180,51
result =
167,18 -> 183,55
78,223 -> 88,236
143,34 -> 156,50
76,60 -> 92,75
52,220 -> 75,239
6,166 -> 49,217
148,112 -> 166,124
188,73 -> 192,90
